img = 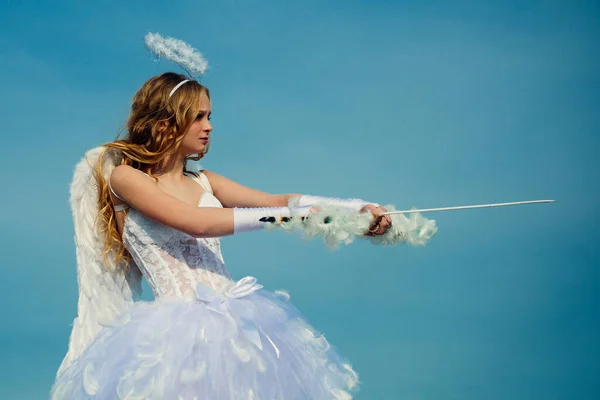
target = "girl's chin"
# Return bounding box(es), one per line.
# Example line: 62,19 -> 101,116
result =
181,146 -> 205,154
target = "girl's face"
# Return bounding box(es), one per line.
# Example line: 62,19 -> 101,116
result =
179,91 -> 212,155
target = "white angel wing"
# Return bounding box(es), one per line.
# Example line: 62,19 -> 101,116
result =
56,146 -> 142,376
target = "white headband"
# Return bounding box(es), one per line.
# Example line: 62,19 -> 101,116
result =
169,79 -> 190,97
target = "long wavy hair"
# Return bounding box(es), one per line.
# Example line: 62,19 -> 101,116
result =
95,72 -> 210,270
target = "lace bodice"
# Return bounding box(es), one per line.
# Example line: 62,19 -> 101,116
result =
122,172 -> 233,300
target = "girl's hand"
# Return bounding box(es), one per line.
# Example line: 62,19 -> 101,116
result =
360,204 -> 392,236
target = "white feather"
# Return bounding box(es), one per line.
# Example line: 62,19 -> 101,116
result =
56,147 -> 142,377
268,201 -> 438,249
83,363 -> 99,395
144,32 -> 208,77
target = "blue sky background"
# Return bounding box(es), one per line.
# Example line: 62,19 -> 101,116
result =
1,0 -> 598,398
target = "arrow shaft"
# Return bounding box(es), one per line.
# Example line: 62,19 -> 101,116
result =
383,200 -> 555,215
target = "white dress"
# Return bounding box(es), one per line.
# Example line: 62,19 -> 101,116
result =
51,171 -> 359,400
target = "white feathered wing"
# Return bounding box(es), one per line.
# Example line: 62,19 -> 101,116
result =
56,146 -> 142,376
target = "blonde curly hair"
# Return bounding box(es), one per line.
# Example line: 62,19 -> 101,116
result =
95,72 -> 210,269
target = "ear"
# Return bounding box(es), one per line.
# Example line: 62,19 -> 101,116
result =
157,121 -> 173,139
157,121 -> 169,132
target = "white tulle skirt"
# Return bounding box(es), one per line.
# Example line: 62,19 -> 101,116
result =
51,278 -> 359,399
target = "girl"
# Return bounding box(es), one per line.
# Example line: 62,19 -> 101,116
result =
51,72 -> 392,399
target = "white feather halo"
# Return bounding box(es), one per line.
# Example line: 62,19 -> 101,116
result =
144,32 -> 209,78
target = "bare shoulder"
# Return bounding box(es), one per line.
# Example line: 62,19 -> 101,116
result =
198,169 -> 218,180
198,169 -> 238,193
196,168 -> 215,180
198,169 -> 228,191
109,165 -> 158,204
110,165 -> 149,185
197,169 -> 287,208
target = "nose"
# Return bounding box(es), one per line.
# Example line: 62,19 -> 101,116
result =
204,121 -> 212,133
